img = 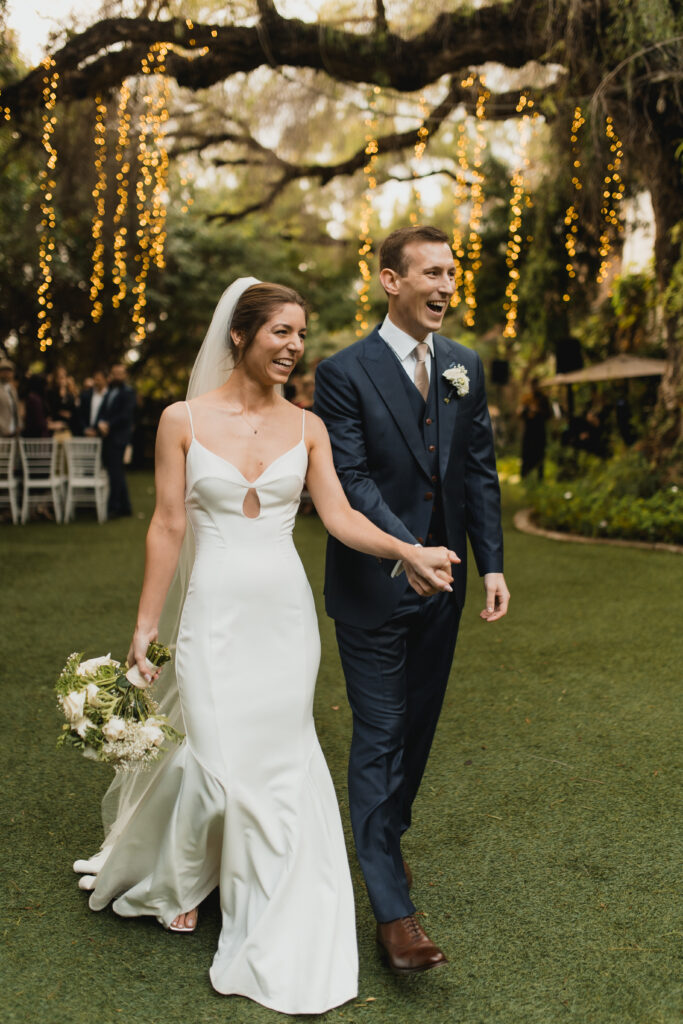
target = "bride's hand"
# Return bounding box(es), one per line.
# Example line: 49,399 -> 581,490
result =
127,626 -> 161,683
403,545 -> 460,597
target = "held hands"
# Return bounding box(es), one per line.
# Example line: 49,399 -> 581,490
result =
404,545 -> 461,597
480,572 -> 510,623
127,626 -> 163,684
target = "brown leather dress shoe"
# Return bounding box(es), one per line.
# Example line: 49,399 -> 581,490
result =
376,915 -> 448,974
403,858 -> 413,890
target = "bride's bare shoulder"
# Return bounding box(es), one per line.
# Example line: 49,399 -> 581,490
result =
157,401 -> 192,439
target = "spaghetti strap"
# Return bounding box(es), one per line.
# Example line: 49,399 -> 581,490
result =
185,401 -> 196,439
301,408 -> 306,441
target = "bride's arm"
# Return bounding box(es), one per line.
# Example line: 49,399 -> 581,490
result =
127,403 -> 189,678
304,412 -> 459,595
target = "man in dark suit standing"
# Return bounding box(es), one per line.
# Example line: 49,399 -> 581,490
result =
97,363 -> 136,518
314,226 -> 510,974
80,368 -> 110,438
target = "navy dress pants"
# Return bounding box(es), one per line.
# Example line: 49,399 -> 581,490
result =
335,585 -> 461,923
104,441 -> 132,517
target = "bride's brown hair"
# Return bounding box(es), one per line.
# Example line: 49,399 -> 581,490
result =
229,283 -> 308,364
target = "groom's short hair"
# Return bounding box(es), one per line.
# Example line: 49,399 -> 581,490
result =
379,226 -> 450,276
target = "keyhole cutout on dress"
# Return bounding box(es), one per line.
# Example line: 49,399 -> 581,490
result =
242,487 -> 261,519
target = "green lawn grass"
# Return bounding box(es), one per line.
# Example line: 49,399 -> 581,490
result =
1,475 -> 681,1024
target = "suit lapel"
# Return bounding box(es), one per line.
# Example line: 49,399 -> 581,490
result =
434,335 -> 462,479
359,331 -> 431,479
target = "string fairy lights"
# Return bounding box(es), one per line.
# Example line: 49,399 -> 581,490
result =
463,76 -> 489,328
355,86 -> 380,338
112,82 -> 132,309
563,105 -> 584,302
502,96 -> 535,339
89,96 -> 108,323
450,120 -> 469,308
37,55 -> 60,352
131,43 -> 170,344
410,94 -> 429,225
597,115 -> 624,285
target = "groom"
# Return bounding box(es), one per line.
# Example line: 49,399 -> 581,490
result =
314,225 -> 509,973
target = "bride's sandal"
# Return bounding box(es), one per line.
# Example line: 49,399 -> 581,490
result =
169,909 -> 198,933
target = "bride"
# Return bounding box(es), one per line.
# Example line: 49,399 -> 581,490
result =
73,278 -> 456,1014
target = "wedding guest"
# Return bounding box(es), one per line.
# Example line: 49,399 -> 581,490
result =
98,363 -> 136,518
0,357 -> 22,437
80,369 -> 109,437
46,365 -> 79,438
20,375 -> 49,438
517,377 -> 552,479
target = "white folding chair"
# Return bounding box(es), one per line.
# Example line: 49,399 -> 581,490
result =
63,437 -> 109,523
0,438 -> 20,524
19,438 -> 67,524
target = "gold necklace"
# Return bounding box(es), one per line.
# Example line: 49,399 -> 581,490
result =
227,405 -> 260,435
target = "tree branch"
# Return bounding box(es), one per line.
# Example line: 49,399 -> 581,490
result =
2,5 -> 553,119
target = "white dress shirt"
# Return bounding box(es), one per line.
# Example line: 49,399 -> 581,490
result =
377,316 -> 434,577
378,315 -> 434,387
90,388 -> 108,426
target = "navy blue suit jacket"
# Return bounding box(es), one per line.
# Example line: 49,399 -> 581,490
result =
314,327 -> 503,628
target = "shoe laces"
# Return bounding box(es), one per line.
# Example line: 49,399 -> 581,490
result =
401,914 -> 423,940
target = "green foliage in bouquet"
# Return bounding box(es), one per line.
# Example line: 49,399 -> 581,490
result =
55,644 -> 183,772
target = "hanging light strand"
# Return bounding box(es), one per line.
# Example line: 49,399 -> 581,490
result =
112,81 -> 132,309
37,56 -> 60,352
450,120 -> 469,309
597,115 -> 624,285
149,74 -> 171,271
463,77 -> 489,328
89,96 -> 108,323
563,104 -> 584,302
502,98 -> 534,339
131,44 -> 169,344
355,86 -> 380,339
410,94 -> 429,225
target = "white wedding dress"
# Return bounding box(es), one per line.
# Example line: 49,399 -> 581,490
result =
80,405 -> 358,1014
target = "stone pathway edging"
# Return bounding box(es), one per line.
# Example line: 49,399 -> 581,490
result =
513,508 -> 683,555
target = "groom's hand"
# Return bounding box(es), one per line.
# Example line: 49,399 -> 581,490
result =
405,547 -> 460,597
480,573 -> 510,622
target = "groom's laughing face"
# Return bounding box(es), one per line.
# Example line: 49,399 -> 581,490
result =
381,241 -> 455,341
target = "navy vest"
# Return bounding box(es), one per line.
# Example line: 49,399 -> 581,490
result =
395,356 -> 447,547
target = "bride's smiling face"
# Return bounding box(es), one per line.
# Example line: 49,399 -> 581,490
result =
234,303 -> 307,385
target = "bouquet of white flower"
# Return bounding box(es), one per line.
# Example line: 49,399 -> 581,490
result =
55,642 -> 183,772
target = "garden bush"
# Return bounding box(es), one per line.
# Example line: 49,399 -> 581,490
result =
525,449 -> 682,544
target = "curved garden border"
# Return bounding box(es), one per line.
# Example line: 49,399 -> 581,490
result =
513,508 -> 683,555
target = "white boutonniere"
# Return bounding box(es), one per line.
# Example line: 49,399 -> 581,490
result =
442,364 -> 470,403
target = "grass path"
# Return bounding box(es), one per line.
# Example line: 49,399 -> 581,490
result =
1,476 -> 681,1024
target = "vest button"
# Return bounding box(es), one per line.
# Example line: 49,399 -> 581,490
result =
424,491 -> 433,500
428,444 -> 436,452
417,536 -> 424,544
431,474 -> 437,482
428,532 -> 434,540
425,417 -> 433,425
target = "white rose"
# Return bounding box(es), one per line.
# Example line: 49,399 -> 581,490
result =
76,654 -> 120,677
102,716 -> 127,741
125,658 -> 157,689
442,365 -> 470,397
139,724 -> 164,748
62,690 -> 86,721
85,682 -> 101,706
74,716 -> 96,738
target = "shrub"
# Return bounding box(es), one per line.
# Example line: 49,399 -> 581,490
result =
525,450 -> 682,544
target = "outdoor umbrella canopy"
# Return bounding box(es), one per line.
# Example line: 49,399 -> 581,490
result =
541,354 -> 667,386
